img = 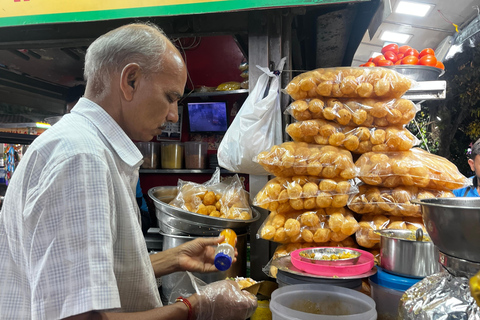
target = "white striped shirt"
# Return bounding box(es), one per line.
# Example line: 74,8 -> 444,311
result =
0,98 -> 161,319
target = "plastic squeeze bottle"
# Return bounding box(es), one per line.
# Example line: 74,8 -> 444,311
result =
214,229 -> 237,271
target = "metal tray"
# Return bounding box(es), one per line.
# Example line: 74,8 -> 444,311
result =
298,248 -> 361,266
148,186 -> 261,236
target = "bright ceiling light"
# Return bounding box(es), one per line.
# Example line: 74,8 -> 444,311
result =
380,31 -> 412,44
395,1 -> 434,17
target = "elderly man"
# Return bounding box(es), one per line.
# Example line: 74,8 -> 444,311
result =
0,23 -> 256,320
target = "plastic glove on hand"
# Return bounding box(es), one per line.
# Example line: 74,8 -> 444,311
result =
196,279 -> 258,320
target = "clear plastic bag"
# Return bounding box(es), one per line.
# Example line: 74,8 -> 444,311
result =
254,176 -> 358,212
216,81 -> 241,91
355,214 -> 426,248
286,97 -> 419,126
169,272 -> 257,320
254,142 -> 358,179
169,168 -> 252,220
355,148 -> 469,190
218,59 -> 285,175
257,207 -> 360,244
284,67 -> 413,100
286,120 -> 419,153
348,184 -> 455,217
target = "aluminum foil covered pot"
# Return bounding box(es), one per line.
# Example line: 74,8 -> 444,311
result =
399,272 -> 480,319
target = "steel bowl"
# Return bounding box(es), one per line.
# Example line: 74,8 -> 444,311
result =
412,197 -> 480,263
148,186 -> 260,236
376,229 -> 441,278
385,65 -> 444,81
298,248 -> 361,266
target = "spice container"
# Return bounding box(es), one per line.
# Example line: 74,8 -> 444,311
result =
161,142 -> 184,169
136,142 -> 160,169
184,141 -> 208,169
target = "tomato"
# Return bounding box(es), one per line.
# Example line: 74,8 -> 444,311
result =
382,43 -> 399,55
399,45 -> 412,54
419,48 -> 435,58
397,53 -> 405,60
364,62 -> 376,67
368,58 -> 374,62
373,55 -> 386,65
435,61 -> 445,70
401,55 -> 419,65
404,48 -> 419,57
383,51 -> 398,62
394,60 -> 402,65
377,59 -> 394,66
419,54 -> 437,66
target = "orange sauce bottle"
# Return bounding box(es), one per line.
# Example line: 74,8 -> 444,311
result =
214,229 -> 237,271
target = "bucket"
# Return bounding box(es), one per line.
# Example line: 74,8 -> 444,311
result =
369,267 -> 420,320
276,269 -> 362,291
270,283 -> 377,320
160,232 -> 247,304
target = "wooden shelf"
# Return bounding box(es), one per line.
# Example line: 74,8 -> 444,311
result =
186,89 -> 248,97
0,132 -> 38,144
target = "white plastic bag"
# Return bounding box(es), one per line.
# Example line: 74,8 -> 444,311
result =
218,58 -> 286,175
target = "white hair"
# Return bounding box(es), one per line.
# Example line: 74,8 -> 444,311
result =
84,22 -> 168,98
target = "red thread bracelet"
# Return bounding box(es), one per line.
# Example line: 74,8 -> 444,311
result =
176,296 -> 194,320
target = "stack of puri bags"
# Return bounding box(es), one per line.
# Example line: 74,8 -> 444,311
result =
351,148 -> 468,249
253,67 -> 414,258
277,67 -> 471,250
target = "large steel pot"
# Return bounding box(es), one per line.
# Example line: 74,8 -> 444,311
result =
412,197 -> 480,263
148,186 -> 260,236
377,229 -> 441,278
160,232 -> 247,304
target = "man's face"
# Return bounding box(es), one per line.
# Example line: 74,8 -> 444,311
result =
123,48 -> 187,142
468,154 -> 480,178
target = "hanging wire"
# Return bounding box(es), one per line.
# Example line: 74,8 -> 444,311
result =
437,9 -> 459,33
174,38 -> 196,97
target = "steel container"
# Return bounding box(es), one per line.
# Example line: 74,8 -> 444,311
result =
160,232 -> 247,304
148,186 -> 260,236
377,229 -> 441,278
412,197 -> 480,263
385,65 -> 444,81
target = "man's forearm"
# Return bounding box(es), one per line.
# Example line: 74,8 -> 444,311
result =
149,249 -> 180,277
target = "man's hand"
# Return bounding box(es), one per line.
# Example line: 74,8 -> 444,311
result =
150,235 -> 238,277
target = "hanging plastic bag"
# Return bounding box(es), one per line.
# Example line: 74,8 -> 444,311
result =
218,58 -> 286,175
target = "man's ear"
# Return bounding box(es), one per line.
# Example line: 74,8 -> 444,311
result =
468,158 -> 475,172
120,63 -> 141,101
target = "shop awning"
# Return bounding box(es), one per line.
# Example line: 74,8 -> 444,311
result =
0,0 -> 368,28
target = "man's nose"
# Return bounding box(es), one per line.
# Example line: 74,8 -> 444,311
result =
166,105 -> 179,123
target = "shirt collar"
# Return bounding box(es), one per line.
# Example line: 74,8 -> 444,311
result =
71,98 -> 143,168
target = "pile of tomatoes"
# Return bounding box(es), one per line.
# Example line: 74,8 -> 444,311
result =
359,43 -> 445,70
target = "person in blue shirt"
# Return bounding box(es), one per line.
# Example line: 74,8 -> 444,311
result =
136,180 -> 152,235
453,139 -> 480,197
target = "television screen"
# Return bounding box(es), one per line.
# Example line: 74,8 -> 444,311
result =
187,102 -> 228,133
